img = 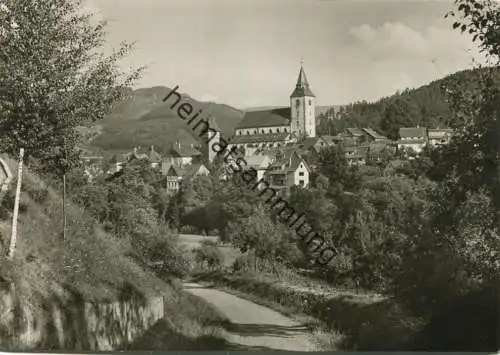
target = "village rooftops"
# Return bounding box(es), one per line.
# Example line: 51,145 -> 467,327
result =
242,155 -> 272,169
162,162 -> 207,179
167,141 -> 201,157
236,107 -> 291,129
428,128 -> 453,138
319,135 -> 341,145
256,146 -> 298,159
345,128 -> 365,137
362,128 -> 387,140
147,146 -> 162,163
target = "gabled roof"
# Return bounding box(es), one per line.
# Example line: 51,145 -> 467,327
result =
345,128 -> 365,137
267,150 -> 309,174
362,128 -> 386,140
181,163 -> 209,179
162,162 -> 182,177
230,132 -> 290,144
290,65 -> 315,98
399,127 -> 427,138
126,149 -> 148,161
147,146 -> 162,163
237,108 -> 291,129
300,137 -> 322,150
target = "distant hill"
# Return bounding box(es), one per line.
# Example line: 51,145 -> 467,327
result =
87,67 -> 498,156
89,86 -> 244,154
317,67 -> 500,139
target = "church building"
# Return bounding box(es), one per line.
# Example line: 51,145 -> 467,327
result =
228,65 -> 316,156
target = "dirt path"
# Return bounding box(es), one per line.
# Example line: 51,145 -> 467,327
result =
183,282 -> 316,351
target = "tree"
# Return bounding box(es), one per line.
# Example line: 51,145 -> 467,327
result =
226,209 -> 287,269
387,1 -> 500,349
0,0 -> 143,239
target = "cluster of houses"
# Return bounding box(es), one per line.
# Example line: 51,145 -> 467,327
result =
82,64 -> 454,194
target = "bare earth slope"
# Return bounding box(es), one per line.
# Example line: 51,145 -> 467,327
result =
183,282 -> 316,351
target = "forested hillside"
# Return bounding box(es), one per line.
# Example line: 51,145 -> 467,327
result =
318,67 -> 500,139
88,86 -> 244,155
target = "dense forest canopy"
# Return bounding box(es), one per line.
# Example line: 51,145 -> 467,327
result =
317,67 -> 500,139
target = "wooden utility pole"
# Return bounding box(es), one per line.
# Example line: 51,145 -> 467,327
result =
8,148 -> 24,259
62,173 -> 66,241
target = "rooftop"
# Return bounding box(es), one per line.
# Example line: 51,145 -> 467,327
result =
399,127 -> 427,138
237,107 -> 291,129
229,132 -> 290,144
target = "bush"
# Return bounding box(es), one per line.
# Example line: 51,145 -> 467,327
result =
232,255 -> 251,273
194,242 -> 225,271
141,232 -> 191,279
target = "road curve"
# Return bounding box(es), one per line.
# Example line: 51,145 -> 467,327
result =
183,282 -> 316,351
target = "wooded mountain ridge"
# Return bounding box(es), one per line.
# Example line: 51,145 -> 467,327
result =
317,67 -> 500,139
84,67 -> 497,155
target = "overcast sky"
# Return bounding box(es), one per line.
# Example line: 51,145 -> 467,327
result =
83,0 -> 485,109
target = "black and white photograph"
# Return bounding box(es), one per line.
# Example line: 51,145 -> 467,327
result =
0,0 -> 498,352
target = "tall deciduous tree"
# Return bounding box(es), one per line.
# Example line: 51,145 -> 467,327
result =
0,0 -> 143,237
0,0 -> 143,239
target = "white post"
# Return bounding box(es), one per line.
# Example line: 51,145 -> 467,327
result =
8,148 -> 24,259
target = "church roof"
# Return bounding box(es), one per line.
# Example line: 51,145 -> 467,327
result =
290,66 -> 315,98
229,132 -> 290,144
236,107 -> 291,129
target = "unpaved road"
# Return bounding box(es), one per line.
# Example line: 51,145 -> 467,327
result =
178,234 -> 218,249
184,282 -> 316,351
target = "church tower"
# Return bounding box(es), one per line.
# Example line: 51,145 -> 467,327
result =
290,64 -> 316,138
204,116 -> 221,164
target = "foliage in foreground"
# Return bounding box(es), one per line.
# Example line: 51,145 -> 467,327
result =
0,0 -> 143,177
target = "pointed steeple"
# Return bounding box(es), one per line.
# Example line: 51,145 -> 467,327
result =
290,64 -> 315,98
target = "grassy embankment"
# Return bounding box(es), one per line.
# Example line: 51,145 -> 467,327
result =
0,155 -> 234,350
193,246 -> 423,351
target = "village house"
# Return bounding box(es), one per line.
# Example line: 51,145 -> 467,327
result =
263,150 -> 310,191
337,127 -> 389,144
397,127 -> 427,153
162,162 -> 210,193
122,145 -> 163,168
428,128 -> 454,147
163,140 -> 202,167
